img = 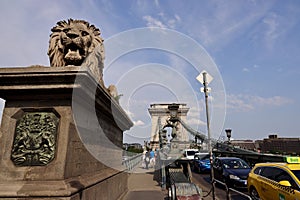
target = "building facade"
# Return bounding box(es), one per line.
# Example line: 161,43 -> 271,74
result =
258,134 -> 300,155
230,140 -> 257,151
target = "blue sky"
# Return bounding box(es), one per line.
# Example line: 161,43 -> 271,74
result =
0,0 -> 300,144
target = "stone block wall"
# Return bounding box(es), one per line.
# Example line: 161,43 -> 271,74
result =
0,66 -> 132,199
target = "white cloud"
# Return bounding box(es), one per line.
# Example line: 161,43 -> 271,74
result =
143,13 -> 181,29
242,64 -> 261,73
186,1 -> 274,50
263,13 -> 278,38
253,95 -> 293,106
227,94 -> 254,112
262,12 -> 280,48
174,14 -> 181,22
227,94 -> 293,113
143,15 -> 167,29
243,68 -> 250,72
251,8 -> 299,50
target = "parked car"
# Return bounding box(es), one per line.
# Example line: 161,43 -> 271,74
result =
213,157 -> 251,189
248,156 -> 300,200
192,153 -> 210,173
183,149 -> 199,160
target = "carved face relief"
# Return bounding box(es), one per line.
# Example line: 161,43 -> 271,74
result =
11,112 -> 59,166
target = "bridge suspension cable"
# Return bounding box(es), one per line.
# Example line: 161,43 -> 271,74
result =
177,118 -> 206,141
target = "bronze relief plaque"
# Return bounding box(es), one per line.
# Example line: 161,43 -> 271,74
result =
11,112 -> 59,166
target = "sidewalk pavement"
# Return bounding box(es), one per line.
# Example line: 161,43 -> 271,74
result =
119,164 -> 218,200
119,165 -> 167,200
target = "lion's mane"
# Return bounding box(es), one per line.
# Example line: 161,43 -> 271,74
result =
48,19 -> 105,85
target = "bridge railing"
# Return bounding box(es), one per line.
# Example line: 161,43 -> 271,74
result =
122,153 -> 143,171
214,142 -> 285,166
213,179 -> 252,200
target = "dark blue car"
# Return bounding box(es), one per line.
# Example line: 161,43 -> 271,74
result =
192,153 -> 211,173
213,157 -> 251,189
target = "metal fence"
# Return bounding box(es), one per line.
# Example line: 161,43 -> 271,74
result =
122,153 -> 143,171
213,179 -> 252,200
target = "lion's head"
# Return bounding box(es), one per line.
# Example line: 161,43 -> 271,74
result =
48,19 -> 104,67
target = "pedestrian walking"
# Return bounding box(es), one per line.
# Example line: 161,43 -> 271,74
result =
142,150 -> 146,169
149,149 -> 155,168
145,151 -> 150,169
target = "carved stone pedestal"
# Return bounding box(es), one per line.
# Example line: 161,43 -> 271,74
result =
0,66 -> 133,200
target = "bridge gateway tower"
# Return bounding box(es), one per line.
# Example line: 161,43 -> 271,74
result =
148,103 -> 190,150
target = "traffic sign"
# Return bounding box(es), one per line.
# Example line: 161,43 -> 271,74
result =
196,70 -> 213,85
200,87 -> 211,93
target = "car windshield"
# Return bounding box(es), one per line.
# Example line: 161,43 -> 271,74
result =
292,170 -> 300,182
222,159 -> 250,169
195,154 -> 209,160
201,155 -> 210,160
187,151 -> 198,156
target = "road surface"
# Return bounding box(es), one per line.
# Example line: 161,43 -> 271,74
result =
192,172 -> 251,200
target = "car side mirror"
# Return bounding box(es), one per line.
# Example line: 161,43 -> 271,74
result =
279,180 -> 292,187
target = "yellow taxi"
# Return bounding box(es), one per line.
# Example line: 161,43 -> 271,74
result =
247,157 -> 300,200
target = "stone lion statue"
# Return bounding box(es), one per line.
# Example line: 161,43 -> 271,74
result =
48,18 -> 105,86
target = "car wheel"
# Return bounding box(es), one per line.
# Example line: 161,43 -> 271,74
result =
250,187 -> 261,200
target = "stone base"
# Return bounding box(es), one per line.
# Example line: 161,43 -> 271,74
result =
0,66 -> 133,200
0,170 -> 128,200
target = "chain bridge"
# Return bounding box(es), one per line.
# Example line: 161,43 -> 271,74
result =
147,102 -> 286,165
